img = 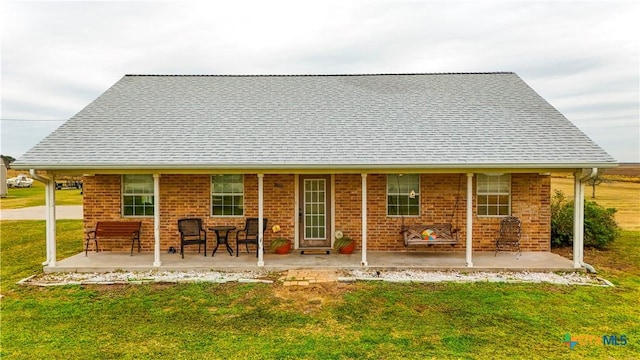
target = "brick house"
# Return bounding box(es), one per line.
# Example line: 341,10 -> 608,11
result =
13,73 -> 615,269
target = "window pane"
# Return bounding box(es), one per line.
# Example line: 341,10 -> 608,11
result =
388,195 -> 397,206
388,176 -> 399,193
212,196 -> 223,206
230,182 -> 241,193
213,181 -> 224,193
123,175 -> 152,194
477,174 -> 510,217
407,175 -> 419,191
477,176 -> 488,192
211,175 -> 244,216
499,177 -> 510,193
123,175 -> 154,217
387,174 -> 420,216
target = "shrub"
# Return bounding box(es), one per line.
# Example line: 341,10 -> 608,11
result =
551,190 -> 619,249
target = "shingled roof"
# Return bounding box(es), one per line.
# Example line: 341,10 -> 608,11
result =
13,73 -> 615,170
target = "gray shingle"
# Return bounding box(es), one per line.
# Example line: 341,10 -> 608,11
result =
13,73 -> 616,170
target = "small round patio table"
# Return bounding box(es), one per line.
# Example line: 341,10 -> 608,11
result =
208,226 -> 236,256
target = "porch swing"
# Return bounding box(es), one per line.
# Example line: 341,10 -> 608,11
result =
402,174 -> 462,247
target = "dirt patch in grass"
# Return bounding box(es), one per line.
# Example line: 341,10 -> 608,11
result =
272,282 -> 355,312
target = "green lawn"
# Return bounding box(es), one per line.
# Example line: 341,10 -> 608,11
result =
1,220 -> 638,359
0,181 -> 83,209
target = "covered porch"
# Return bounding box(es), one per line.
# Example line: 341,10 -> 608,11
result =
33,168 -> 596,273
44,250 -> 577,273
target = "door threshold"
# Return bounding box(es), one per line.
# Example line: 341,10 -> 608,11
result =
300,248 -> 332,255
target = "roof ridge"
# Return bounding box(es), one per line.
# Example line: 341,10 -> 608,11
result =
124,72 -> 516,77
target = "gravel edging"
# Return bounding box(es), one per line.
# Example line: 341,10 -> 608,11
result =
18,270 -> 273,287
344,269 -> 612,286
18,269 -> 612,287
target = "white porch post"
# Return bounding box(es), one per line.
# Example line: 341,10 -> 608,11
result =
361,173 -> 368,267
153,174 -> 161,267
573,171 -> 584,268
42,177 -> 51,265
46,178 -> 57,267
258,174 -> 265,267
465,173 -> 474,267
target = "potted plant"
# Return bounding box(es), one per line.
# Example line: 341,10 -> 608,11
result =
270,224 -> 291,254
334,230 -> 355,254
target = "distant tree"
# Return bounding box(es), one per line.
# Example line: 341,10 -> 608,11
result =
585,171 -> 610,199
1,155 -> 15,168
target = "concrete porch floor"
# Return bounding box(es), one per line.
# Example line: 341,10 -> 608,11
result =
44,250 -> 579,273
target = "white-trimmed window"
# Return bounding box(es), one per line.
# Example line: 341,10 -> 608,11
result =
211,174 -> 244,216
122,174 -> 154,216
477,174 -> 511,216
387,174 -> 420,216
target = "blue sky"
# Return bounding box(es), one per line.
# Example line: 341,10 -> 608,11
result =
2,0 -> 638,162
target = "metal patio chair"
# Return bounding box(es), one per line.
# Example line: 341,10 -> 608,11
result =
236,218 -> 268,257
495,216 -> 521,257
177,218 -> 207,258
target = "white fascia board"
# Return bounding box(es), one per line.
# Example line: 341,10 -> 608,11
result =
13,161 -> 618,172
12,162 -> 618,174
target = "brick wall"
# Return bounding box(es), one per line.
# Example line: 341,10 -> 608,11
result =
83,174 -> 296,253
83,173 -> 550,253
333,173 -> 550,252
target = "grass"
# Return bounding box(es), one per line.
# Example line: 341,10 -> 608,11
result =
1,176 -> 638,358
0,181 -> 83,209
1,219 -> 639,359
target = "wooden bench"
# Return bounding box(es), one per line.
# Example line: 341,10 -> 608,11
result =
85,221 -> 142,256
401,224 -> 459,247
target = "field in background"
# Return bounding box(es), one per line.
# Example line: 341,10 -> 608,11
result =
551,163 -> 640,231
601,162 -> 640,181
1,169 -> 83,209
0,179 -> 83,209
551,177 -> 640,231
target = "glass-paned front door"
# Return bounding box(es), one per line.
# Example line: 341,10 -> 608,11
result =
299,175 -> 331,248
304,179 -> 326,239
